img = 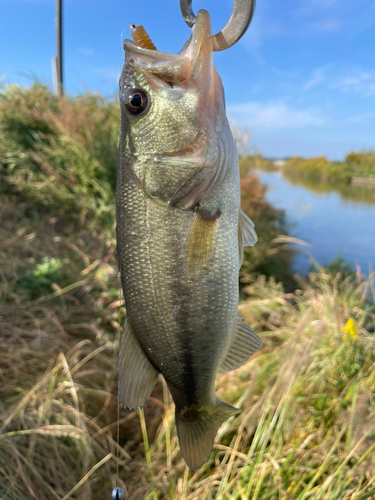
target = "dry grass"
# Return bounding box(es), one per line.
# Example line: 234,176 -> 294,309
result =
124,271 -> 375,500
0,196 -> 168,499
1,198 -> 374,499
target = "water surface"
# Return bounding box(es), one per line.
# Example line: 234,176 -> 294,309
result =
254,170 -> 375,275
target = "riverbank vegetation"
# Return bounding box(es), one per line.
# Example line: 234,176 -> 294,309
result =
285,174 -> 375,205
243,151 -> 375,186
1,84 -> 375,499
283,152 -> 375,185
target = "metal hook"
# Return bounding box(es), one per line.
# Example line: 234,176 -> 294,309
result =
180,0 -> 256,51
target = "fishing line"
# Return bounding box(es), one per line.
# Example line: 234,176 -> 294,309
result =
116,390 -> 120,482
120,26 -> 126,60
112,19 -> 128,500
111,273 -> 125,500
119,24 -> 130,73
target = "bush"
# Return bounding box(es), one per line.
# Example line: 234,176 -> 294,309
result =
0,83 -> 119,232
279,151 -> 375,184
345,150 -> 375,178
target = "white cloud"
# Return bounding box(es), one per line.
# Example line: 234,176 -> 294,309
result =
239,2 -> 288,62
332,71 -> 375,95
244,18 -> 287,49
227,101 -> 325,131
303,68 -> 325,91
293,0 -> 374,36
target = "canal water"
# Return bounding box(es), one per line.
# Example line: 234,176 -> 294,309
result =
254,170 -> 375,275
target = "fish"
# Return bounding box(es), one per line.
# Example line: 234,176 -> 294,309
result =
116,9 -> 262,471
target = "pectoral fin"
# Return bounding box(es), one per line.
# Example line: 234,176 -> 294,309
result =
118,318 -> 159,409
220,315 -> 262,372
238,209 -> 257,268
186,208 -> 220,276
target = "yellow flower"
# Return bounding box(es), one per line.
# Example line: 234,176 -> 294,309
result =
341,317 -> 358,340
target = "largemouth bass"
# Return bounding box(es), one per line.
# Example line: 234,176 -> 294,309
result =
117,9 -> 262,471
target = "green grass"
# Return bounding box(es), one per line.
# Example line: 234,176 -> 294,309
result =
283,156 -> 352,184
0,83 -> 119,234
2,247 -> 374,498
241,151 -> 375,186
283,175 -> 375,205
1,84 -> 375,499
127,270 -> 375,499
281,153 -> 375,185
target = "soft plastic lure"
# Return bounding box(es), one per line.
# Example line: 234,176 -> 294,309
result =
130,23 -> 157,50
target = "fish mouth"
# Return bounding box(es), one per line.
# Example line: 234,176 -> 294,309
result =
123,10 -> 213,84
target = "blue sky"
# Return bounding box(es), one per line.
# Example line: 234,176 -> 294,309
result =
1,0 -> 375,159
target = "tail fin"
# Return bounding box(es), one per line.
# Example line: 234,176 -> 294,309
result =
175,399 -> 240,471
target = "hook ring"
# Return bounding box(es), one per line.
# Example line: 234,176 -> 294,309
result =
180,0 -> 256,51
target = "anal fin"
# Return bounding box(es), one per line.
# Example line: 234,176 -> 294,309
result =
118,318 -> 159,409
220,315 -> 262,372
238,209 -> 257,268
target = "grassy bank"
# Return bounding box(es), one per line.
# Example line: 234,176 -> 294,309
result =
243,151 -> 375,186
1,210 -> 375,499
283,152 -> 375,185
285,174 -> 375,205
1,85 -> 375,499
125,271 -> 375,499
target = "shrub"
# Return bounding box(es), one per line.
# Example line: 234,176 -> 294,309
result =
0,83 -> 119,232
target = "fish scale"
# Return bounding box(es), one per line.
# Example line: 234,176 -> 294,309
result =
118,163 -> 238,404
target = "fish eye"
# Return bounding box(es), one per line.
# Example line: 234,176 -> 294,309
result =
124,88 -> 149,116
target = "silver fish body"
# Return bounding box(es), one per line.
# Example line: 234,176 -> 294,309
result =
117,10 -> 261,471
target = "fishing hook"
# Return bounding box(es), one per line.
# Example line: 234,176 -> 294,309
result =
180,0 -> 256,51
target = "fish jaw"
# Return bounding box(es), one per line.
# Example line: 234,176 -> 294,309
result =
122,9 -> 214,87
119,10 -> 233,209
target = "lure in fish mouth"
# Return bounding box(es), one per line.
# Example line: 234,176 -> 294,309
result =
116,9 -> 262,471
